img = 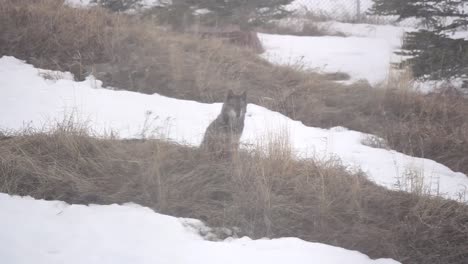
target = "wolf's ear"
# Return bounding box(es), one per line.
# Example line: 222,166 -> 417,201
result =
226,89 -> 234,99
241,90 -> 247,101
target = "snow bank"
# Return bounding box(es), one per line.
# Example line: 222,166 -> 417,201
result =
0,56 -> 467,201
259,33 -> 394,85
258,20 -> 413,85
0,193 -> 399,264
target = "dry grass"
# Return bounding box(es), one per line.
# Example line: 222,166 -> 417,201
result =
0,127 -> 467,264
284,81 -> 468,176
0,0 -> 112,78
259,19 -> 345,37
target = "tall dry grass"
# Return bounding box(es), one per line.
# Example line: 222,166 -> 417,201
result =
0,126 -> 467,264
285,81 -> 468,176
0,0 -> 318,102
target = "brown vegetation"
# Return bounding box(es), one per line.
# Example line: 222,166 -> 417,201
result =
199,29 -> 264,53
259,19 -> 344,37
0,127 -> 467,264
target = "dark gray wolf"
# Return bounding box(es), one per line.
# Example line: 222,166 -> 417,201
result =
200,90 -> 247,158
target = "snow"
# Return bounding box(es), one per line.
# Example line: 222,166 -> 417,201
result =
446,28 -> 468,41
413,78 -> 468,95
64,0 -> 93,7
259,33 -> 395,85
280,2 -> 466,88
258,19 -> 414,85
318,21 -> 408,47
1,56 -> 467,201
0,193 -> 400,264
259,19 -> 412,85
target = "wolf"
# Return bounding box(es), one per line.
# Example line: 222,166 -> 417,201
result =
200,90 -> 247,158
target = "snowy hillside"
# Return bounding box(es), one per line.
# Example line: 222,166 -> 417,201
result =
0,193 -> 400,264
1,56 -> 467,201
259,15 -> 413,85
260,32 -> 396,85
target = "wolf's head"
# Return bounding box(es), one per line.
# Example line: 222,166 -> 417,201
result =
222,89 -> 247,122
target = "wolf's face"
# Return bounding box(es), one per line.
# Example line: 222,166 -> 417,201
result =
223,90 -> 247,122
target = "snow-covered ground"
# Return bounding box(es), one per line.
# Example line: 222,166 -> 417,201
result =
1,56 -> 467,202
413,78 -> 468,94
276,2 -> 467,88
260,21 -> 465,89
0,193 -> 400,264
64,0 -> 93,7
260,32 -> 396,85
259,14 -> 415,85
317,21 -> 408,47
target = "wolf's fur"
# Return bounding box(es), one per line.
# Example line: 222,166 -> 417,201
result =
200,90 -> 247,158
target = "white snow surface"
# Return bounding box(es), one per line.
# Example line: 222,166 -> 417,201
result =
259,33 -> 395,85
413,78 -> 468,95
0,193 -> 400,264
318,21 -> 408,48
259,20 -> 412,85
64,0 -> 93,7
1,56 -> 467,202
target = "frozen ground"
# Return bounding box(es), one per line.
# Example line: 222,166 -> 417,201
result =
1,56 -> 467,201
0,193 -> 400,264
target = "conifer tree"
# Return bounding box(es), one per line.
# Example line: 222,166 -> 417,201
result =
92,0 -> 142,12
370,0 -> 468,81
